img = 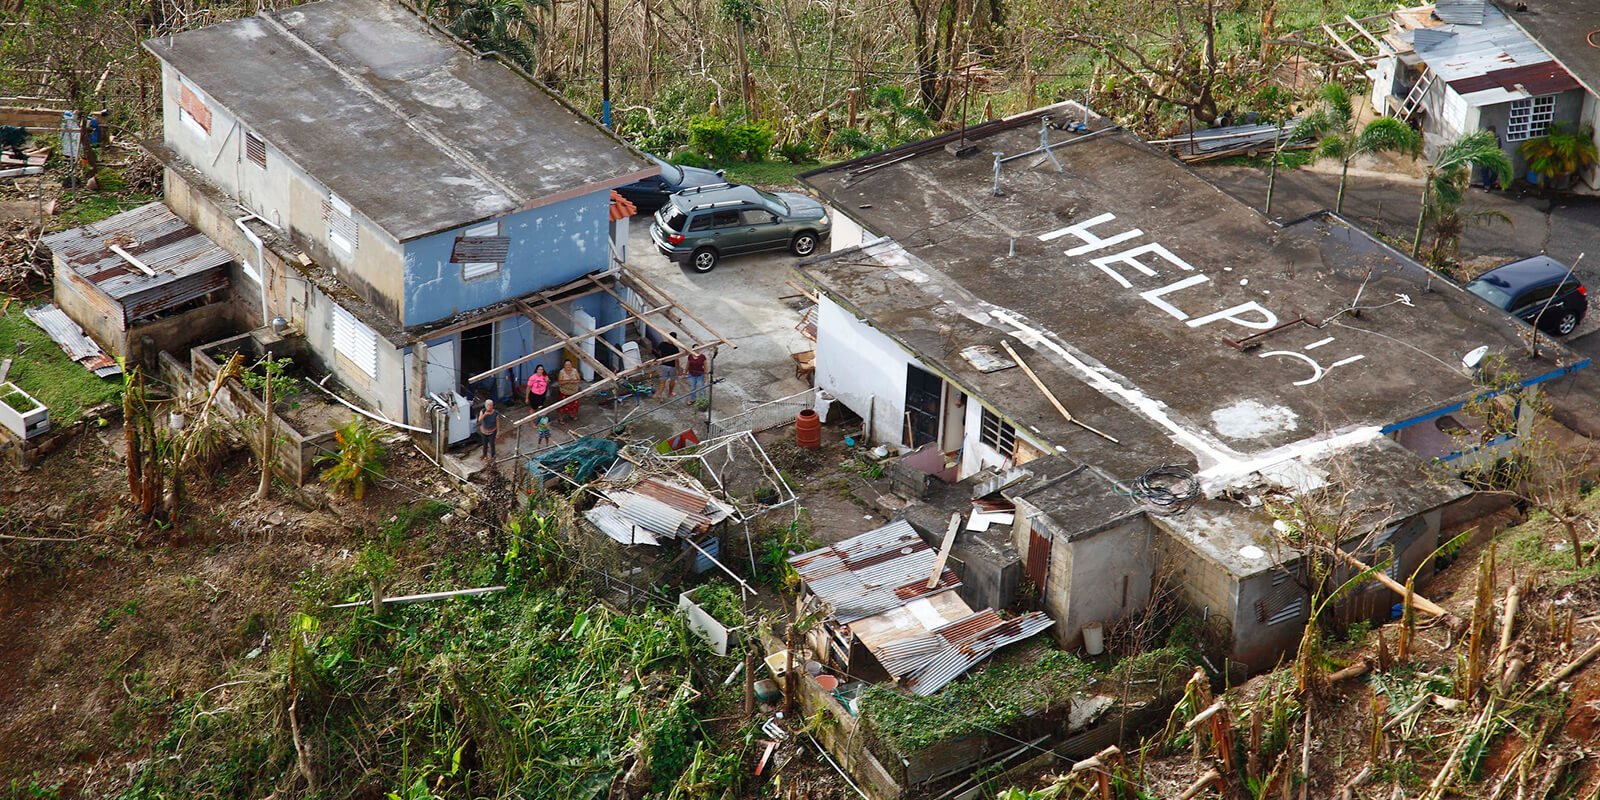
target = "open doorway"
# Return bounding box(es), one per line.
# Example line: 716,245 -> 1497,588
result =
459,322 -> 495,399
905,364 -> 942,448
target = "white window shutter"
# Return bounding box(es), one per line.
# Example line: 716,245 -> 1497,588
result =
332,304 -> 378,378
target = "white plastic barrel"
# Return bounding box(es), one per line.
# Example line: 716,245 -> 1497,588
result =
1082,622 -> 1105,656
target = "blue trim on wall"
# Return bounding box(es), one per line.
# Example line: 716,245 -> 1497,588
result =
1380,357 -> 1590,435
402,191 -> 611,326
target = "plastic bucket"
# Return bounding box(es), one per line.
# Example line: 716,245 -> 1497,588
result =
1082,622 -> 1105,656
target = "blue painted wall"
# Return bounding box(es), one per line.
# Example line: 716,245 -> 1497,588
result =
402,190 -> 611,326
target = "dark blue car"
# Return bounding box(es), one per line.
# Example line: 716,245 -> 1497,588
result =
1464,255 -> 1587,336
614,155 -> 727,214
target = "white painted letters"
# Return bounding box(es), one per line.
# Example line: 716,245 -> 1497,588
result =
1090,242 -> 1196,288
1139,274 -> 1210,320
1186,302 -> 1279,330
1038,212 -> 1144,256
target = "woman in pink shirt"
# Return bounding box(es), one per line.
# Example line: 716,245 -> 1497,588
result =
526,364 -> 551,411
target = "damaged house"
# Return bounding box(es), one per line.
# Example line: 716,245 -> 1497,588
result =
1369,0 -> 1600,187
793,104 -> 1587,669
84,0 -> 720,453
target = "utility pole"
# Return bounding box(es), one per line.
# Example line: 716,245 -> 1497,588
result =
601,0 -> 611,128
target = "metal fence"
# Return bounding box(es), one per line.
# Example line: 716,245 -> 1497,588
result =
710,388 -> 815,439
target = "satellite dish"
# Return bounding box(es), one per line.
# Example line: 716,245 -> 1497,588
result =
1462,345 -> 1490,371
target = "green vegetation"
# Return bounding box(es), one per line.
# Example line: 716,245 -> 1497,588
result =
0,308 -> 121,426
689,580 -> 747,629
117,509 -> 754,800
317,419 -> 388,499
719,159 -> 818,188
862,649 -> 1094,753
1,389 -> 36,413
1506,505 -> 1600,587
1519,123 -> 1599,190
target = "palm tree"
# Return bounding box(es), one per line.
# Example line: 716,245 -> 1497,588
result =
1411,130 -> 1513,259
1519,123 -> 1599,191
1294,83 -> 1420,214
421,0 -> 544,69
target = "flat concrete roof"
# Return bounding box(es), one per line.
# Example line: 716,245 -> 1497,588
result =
1492,0 -> 1600,98
798,107 -> 1586,502
142,0 -> 652,242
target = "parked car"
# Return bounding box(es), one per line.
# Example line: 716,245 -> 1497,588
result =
1464,255 -> 1587,336
614,155 -> 727,213
649,184 -> 831,273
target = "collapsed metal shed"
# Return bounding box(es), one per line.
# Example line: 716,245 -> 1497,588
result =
43,201 -> 231,331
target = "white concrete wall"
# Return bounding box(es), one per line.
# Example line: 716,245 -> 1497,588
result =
827,205 -> 866,253
957,396 -> 1051,480
815,295 -> 911,446
159,64 -> 408,322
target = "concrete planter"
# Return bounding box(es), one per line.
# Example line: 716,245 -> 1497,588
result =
0,382 -> 49,440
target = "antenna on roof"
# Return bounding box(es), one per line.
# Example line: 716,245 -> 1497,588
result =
1038,116 -> 1063,173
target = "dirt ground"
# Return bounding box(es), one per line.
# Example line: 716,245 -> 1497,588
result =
0,428 -> 480,792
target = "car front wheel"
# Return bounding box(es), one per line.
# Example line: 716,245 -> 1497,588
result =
1555,311 -> 1580,335
791,232 -> 818,257
691,247 -> 719,273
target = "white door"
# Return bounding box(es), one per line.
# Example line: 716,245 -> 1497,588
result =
572,309 -> 598,381
427,337 -> 457,397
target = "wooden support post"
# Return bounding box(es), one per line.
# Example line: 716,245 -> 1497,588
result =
998,340 -> 1119,443
927,512 -> 961,589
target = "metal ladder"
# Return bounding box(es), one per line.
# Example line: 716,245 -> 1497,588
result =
1396,68 -> 1436,122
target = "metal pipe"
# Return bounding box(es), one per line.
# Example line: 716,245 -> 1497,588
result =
1000,123 -> 1122,163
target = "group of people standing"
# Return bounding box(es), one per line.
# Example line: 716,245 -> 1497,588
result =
474,334 -> 710,461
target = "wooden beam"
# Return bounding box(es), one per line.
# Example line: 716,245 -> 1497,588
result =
1322,22 -> 1370,64
465,307 -> 665,384
927,513 -> 961,589
586,274 -> 698,348
518,301 -> 618,383
619,263 -> 735,347
512,351 -> 684,426
109,243 -> 157,276
1345,14 -> 1383,48
998,340 -> 1120,444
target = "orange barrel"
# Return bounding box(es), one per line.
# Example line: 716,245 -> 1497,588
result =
796,408 -> 821,449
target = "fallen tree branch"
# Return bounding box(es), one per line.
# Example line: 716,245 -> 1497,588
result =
1178,768 -> 1223,800
1534,638 -> 1600,693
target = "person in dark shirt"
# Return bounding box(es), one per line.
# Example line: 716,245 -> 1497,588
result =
685,345 -> 708,404
476,399 -> 499,459
655,334 -> 681,400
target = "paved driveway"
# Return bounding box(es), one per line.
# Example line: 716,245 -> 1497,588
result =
624,219 -> 815,414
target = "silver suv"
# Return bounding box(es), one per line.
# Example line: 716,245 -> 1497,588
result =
649,184 -> 831,272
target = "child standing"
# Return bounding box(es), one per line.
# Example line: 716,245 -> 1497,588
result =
537,415 -> 552,447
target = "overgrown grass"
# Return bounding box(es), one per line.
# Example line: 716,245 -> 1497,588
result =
119,508 -> 754,800
0,306 -> 121,426
862,649 -> 1094,753
51,169 -> 159,228
721,159 -> 822,189
1505,504 -> 1600,587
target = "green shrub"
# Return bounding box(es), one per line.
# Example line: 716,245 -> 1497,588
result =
316,419 -> 387,500
776,138 -> 814,164
667,150 -> 711,169
687,115 -> 774,163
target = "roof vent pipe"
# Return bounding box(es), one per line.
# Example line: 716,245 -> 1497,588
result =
990,152 -> 1005,197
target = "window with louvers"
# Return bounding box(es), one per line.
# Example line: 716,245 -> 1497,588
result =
324,194 -> 357,256
1258,568 -> 1305,626
245,131 -> 266,169
332,305 -> 378,378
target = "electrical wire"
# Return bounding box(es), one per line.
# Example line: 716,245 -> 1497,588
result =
1116,464 -> 1200,513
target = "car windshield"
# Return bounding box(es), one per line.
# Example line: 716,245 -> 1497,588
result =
651,155 -> 684,185
660,207 -> 689,232
755,188 -> 790,214
1465,279 -> 1514,310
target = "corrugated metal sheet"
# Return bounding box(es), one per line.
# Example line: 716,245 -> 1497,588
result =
22,304 -> 121,377
903,612 -> 1055,696
586,474 -> 733,546
1403,2 -> 1563,91
585,504 -> 660,546
41,202 -> 230,324
1434,0 -> 1485,25
790,520 -> 962,624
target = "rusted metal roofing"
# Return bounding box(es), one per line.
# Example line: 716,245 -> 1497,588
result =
790,520 -> 961,624
42,202 -> 230,327
22,304 -> 121,377
585,475 -> 734,547
1447,61 -> 1583,97
903,611 -> 1055,696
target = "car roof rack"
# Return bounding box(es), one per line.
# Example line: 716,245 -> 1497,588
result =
676,182 -> 739,197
